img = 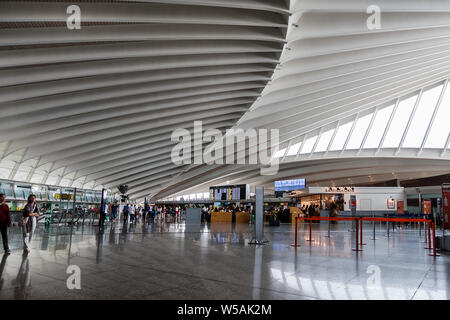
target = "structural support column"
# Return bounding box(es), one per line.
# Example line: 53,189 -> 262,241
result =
251,187 -> 265,244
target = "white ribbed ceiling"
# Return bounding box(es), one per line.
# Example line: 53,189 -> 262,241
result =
1,0 -> 450,200
0,0 -> 289,196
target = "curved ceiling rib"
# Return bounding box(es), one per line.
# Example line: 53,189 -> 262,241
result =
0,0 -> 289,192
1,0 -> 450,200
151,0 -> 450,201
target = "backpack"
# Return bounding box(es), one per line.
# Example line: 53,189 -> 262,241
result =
123,206 -> 129,214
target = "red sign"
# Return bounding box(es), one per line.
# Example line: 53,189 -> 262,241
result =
443,185 -> 450,230
423,200 -> 432,215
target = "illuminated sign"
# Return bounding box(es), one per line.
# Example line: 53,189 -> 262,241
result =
274,179 -> 306,192
325,187 -> 354,193
423,200 -> 432,215
387,198 -> 395,209
54,193 -> 73,200
443,184 -> 450,229
210,185 -> 247,201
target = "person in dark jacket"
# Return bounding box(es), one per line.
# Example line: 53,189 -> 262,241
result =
0,194 -> 11,255
123,204 -> 129,223
308,204 -> 315,219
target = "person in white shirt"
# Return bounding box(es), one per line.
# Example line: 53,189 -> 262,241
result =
129,204 -> 136,224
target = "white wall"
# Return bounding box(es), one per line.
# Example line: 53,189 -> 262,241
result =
309,187 -> 406,212
345,187 -> 406,211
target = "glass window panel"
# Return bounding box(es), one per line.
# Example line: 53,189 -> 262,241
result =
286,141 -> 302,156
300,136 -> 318,154
382,95 -> 418,148
46,175 -> 58,186
60,178 -> 72,187
330,121 -> 354,151
346,113 -> 373,149
0,168 -> 8,179
364,104 -> 394,148
273,148 -> 286,158
403,85 -> 443,148
13,170 -> 29,181
425,84 -> 450,148
315,129 -> 335,152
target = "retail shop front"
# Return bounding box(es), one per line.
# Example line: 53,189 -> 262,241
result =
289,186 -> 407,221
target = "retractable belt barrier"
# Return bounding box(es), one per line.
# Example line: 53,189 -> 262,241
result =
291,216 -> 439,257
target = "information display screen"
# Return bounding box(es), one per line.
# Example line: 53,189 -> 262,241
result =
274,179 -> 306,192
210,185 -> 247,201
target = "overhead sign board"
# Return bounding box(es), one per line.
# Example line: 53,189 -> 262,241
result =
274,179 -> 306,192
325,186 -> 354,193
210,184 -> 248,201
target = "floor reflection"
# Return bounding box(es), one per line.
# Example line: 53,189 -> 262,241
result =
14,254 -> 31,300
0,254 -> 9,291
0,221 -> 446,300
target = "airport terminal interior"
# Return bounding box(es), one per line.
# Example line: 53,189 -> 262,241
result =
0,0 -> 449,301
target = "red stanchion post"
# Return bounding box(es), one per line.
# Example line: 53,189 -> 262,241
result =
306,218 -> 313,242
291,216 -> 300,248
425,221 -> 432,250
429,221 -> 440,257
360,218 -> 366,245
352,218 -> 362,252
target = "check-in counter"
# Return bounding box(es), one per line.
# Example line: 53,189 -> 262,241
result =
211,211 -> 250,223
236,211 -> 251,223
211,211 -> 232,222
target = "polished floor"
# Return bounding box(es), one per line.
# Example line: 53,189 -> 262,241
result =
0,219 -> 448,300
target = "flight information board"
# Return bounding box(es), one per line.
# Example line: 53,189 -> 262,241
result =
210,184 -> 248,201
274,179 -> 306,192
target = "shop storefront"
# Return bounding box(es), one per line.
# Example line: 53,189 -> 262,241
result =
290,186 -> 407,217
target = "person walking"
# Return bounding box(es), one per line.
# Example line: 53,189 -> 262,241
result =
21,194 -> 41,254
111,201 -> 119,223
0,194 -> 11,255
129,204 -> 136,224
123,203 -> 129,224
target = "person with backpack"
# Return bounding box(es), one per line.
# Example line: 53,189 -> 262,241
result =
0,193 -> 11,255
21,194 -> 41,253
123,203 -> 129,224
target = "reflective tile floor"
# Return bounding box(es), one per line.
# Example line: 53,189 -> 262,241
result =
0,220 -> 448,300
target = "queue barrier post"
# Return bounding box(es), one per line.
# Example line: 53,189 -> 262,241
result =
386,216 -> 390,238
306,218 -> 313,242
324,213 -> 331,238
360,217 -> 366,245
429,221 -> 440,257
291,216 -> 301,248
425,220 -> 432,250
371,212 -> 377,240
352,218 -> 363,252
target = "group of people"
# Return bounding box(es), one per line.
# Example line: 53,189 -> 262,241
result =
300,204 -> 322,218
101,202 -> 185,225
0,193 -> 41,255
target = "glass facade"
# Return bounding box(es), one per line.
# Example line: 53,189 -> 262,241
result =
274,82 -> 450,159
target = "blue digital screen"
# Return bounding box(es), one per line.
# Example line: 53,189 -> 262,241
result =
274,179 -> 306,192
